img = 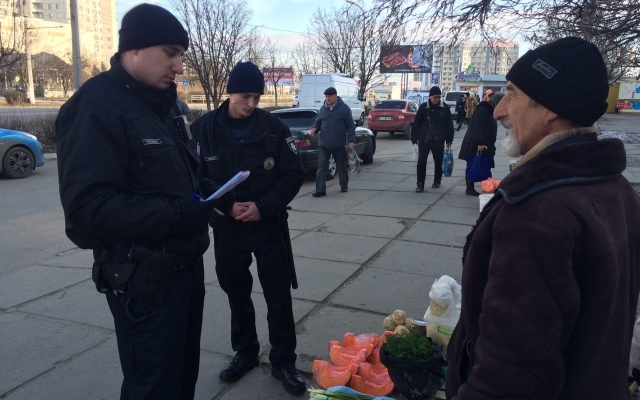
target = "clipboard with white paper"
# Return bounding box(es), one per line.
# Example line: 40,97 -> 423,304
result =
196,170 -> 250,202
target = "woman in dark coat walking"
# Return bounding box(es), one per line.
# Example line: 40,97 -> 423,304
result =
458,92 -> 505,196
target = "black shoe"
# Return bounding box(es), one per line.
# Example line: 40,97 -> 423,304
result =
415,183 -> 424,193
312,192 -> 326,198
340,187 -> 348,193
271,365 -> 307,395
432,182 -> 441,188
219,355 -> 260,383
465,187 -> 480,196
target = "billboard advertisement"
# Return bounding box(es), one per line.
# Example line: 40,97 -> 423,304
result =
380,45 -> 433,73
263,67 -> 294,86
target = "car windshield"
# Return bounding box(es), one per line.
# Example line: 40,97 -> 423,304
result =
445,93 -> 461,102
275,111 -> 317,128
374,101 -> 405,110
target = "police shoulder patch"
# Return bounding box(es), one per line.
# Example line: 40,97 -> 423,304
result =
285,136 -> 298,154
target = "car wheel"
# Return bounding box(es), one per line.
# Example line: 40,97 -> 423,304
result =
356,113 -> 364,127
361,137 -> 374,164
371,131 -> 377,138
403,125 -> 412,140
2,145 -> 34,179
326,154 -> 337,180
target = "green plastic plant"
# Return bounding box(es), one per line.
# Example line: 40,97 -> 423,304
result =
384,332 -> 438,361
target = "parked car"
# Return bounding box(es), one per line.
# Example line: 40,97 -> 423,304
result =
0,128 -> 45,179
298,73 -> 365,126
366,99 -> 418,139
271,107 -> 376,180
292,96 -> 299,107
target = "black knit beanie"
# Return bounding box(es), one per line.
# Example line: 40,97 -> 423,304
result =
506,37 -> 608,127
227,62 -> 265,94
429,86 -> 441,96
119,4 -> 189,52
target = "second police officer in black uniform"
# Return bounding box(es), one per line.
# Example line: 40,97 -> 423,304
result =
191,61 -> 306,395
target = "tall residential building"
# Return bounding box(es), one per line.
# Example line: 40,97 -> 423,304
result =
460,41 -> 519,76
0,0 -> 117,67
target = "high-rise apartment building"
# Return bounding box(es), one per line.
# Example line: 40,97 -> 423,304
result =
0,0 -> 117,67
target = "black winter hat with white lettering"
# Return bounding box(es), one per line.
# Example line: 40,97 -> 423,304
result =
506,37 -> 608,127
118,4 -> 189,53
226,62 -> 265,94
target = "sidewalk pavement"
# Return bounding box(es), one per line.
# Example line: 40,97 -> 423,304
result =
2,118 -> 640,400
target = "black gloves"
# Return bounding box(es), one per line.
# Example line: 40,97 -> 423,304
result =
169,197 -> 213,234
214,190 -> 236,217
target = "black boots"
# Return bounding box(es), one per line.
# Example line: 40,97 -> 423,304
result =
466,182 -> 480,196
416,183 -> 424,192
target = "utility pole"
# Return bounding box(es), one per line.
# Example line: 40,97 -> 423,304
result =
70,0 -> 82,89
22,4 -> 36,104
346,0 -> 366,101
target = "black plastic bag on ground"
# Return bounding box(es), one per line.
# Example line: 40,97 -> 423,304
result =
380,343 -> 446,400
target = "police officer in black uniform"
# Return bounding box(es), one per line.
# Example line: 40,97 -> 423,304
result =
191,62 -> 306,395
56,4 -> 231,399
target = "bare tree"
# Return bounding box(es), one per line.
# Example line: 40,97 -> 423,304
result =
291,41 -> 319,83
262,39 -> 292,107
173,0 -> 254,110
371,0 -> 640,83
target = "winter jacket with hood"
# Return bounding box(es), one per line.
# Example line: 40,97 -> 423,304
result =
312,97 -> 356,150
410,99 -> 454,144
458,101 -> 497,167
446,129 -> 640,400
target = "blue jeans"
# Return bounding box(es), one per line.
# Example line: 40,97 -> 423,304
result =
316,146 -> 348,193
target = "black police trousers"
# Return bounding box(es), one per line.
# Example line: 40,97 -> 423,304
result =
212,224 -> 297,368
417,139 -> 444,185
106,259 -> 205,400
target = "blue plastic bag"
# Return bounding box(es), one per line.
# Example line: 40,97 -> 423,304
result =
466,154 -> 492,182
442,149 -> 454,177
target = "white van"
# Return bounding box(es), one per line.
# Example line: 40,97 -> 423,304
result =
298,74 -> 365,126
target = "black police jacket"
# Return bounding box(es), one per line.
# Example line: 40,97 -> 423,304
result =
56,56 -> 210,260
191,99 -> 305,229
410,100 -> 455,144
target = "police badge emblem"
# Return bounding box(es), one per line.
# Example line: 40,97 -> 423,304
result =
285,136 -> 298,154
264,157 -> 275,170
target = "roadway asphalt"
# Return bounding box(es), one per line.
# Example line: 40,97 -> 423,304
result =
1,114 -> 639,399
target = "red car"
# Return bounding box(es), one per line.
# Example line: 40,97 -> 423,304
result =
366,99 -> 418,139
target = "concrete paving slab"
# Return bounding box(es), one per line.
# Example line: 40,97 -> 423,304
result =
369,241 -> 463,281
249,256 -> 361,302
289,229 -> 305,240
295,305 -> 385,373
289,196 -> 359,214
347,201 -> 429,219
346,179 -> 397,191
369,190 -> 441,205
287,211 -> 337,231
16,280 -> 114,330
38,249 -> 94,269
291,232 -> 389,264
401,220 -> 471,247
330,267 -> 434,322
357,171 -> 411,183
0,266 -> 90,309
366,160 -> 415,174
218,363 -> 311,400
433,193 -> 480,209
0,312 -> 110,396
421,205 -> 480,226
194,352 -> 236,400
200,286 -> 317,357
320,215 -> 405,239
203,250 -> 219,285
5,337 -> 121,400
316,188 -> 381,202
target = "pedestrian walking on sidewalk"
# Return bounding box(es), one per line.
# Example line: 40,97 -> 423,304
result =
190,61 -> 307,395
410,86 -> 454,192
310,86 -> 356,197
455,92 -> 468,131
458,91 -> 504,196
56,4 -> 231,399
446,37 -> 640,400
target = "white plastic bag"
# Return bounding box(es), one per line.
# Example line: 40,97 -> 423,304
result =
412,143 -> 419,161
425,275 -> 462,318
347,148 -> 360,175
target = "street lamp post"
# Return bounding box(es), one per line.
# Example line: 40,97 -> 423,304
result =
346,0 -> 365,100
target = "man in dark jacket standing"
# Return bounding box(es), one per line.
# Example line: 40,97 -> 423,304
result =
410,86 -> 454,192
56,4 -> 228,399
310,87 -> 356,197
191,62 -> 306,395
446,37 -> 640,400
454,92 -> 468,131
457,91 -> 504,196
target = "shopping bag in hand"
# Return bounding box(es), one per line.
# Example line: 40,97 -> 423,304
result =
466,154 -> 492,182
442,149 -> 454,177
347,148 -> 361,175
412,144 -> 419,161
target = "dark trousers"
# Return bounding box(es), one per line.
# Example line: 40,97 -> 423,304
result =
417,140 -> 444,185
212,226 -> 297,368
456,111 -> 467,128
106,259 -> 205,400
316,146 -> 348,193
